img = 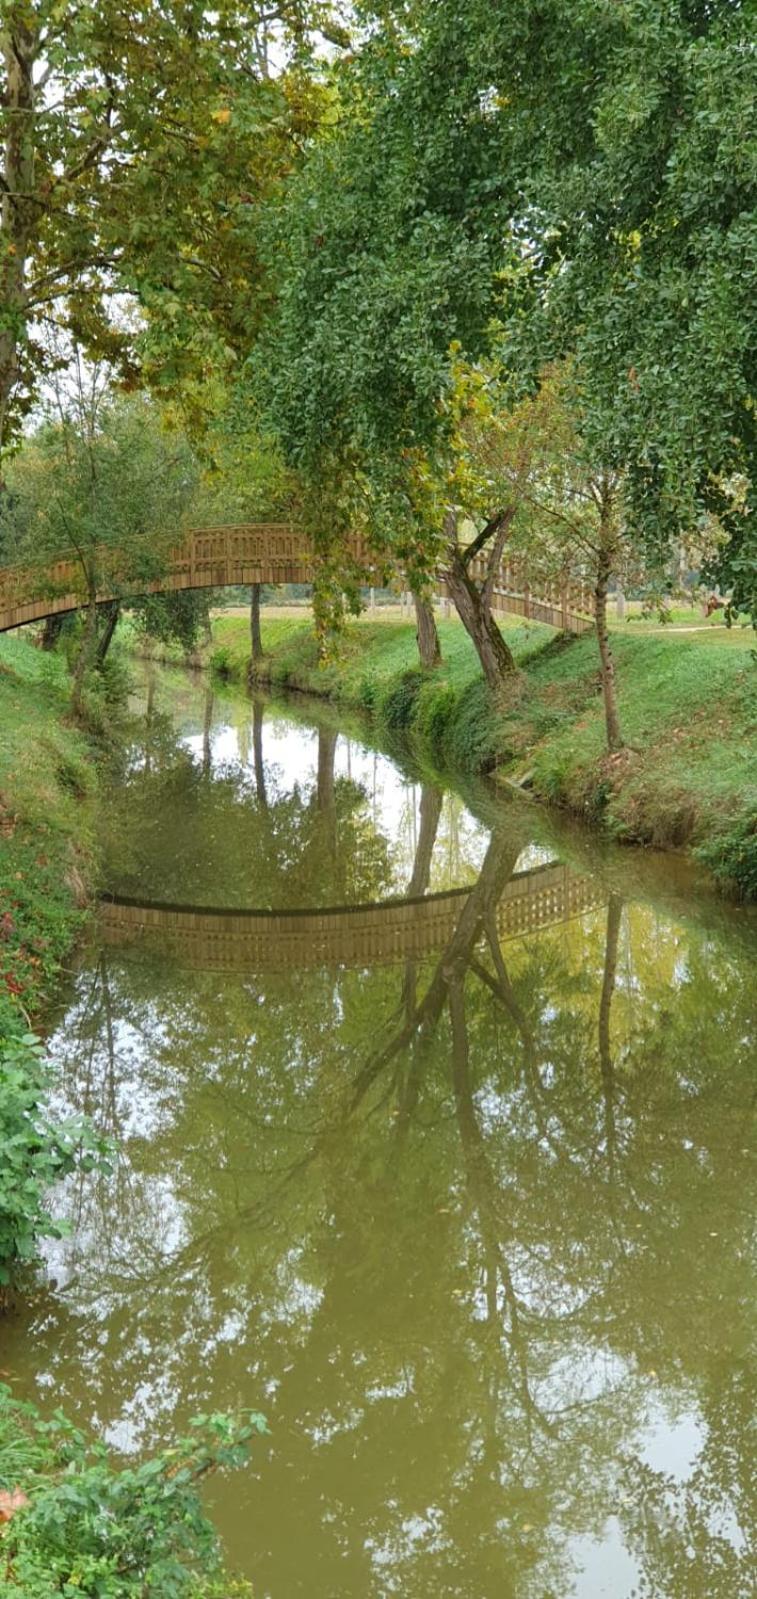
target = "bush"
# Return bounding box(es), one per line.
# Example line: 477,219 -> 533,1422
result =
209,643 -> 233,679
0,1388 -> 262,1597
0,1032 -> 110,1300
696,812 -> 757,899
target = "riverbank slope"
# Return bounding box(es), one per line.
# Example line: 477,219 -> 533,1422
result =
0,635 -> 98,1034
210,612 -> 757,898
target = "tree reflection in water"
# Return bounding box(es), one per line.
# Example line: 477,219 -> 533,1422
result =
8,682 -> 755,1599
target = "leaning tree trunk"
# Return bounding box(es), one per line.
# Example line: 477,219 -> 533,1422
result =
411,591 -> 441,669
594,547 -> 623,752
250,582 -> 263,665
444,552 -> 517,691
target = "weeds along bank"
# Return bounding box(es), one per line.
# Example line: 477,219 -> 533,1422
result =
210,612 -> 757,900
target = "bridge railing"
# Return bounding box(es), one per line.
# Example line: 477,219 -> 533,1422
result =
99,863 -> 605,973
0,524 -> 595,634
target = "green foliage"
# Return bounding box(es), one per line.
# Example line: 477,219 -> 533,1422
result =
131,591 -> 212,658
0,1 -> 336,455
0,392 -> 197,578
0,1387 -> 262,1596
0,1033 -> 110,1293
254,0 -> 757,619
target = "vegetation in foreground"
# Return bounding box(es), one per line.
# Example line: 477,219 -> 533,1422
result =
0,634 -> 260,1595
210,611 -> 757,899
0,1387 -> 259,1597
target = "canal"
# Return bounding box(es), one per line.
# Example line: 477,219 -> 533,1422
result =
5,662 -> 756,1597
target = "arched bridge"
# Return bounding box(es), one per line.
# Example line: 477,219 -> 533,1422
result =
99,861 -> 604,975
0,524 -> 594,635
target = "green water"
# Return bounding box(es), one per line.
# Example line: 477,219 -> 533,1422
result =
4,664 -> 756,1597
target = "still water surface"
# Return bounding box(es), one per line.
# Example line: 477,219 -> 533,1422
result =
6,665 -> 756,1597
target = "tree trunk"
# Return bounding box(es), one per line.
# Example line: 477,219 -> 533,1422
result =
95,600 -> 121,667
412,591 -> 441,669
445,552 -> 517,691
250,582 -> 263,664
70,579 -> 98,718
317,725 -> 337,814
598,894 -> 623,1197
202,687 -> 214,775
595,549 -> 623,752
40,613 -> 65,651
252,698 -> 268,812
401,786 -> 443,1022
0,22 -> 37,459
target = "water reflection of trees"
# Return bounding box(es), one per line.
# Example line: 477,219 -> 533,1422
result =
14,813 -> 756,1597
106,698 -> 397,908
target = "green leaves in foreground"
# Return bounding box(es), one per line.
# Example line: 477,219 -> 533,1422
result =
0,1032 -> 111,1294
0,1387 -> 265,1596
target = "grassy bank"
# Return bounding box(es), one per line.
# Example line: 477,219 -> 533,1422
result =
210,611 -> 757,897
0,635 -> 99,1035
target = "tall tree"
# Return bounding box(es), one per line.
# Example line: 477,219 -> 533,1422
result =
0,362 -> 196,713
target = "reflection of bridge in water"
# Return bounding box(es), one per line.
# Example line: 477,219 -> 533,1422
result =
0,524 -> 594,635
100,861 -> 604,974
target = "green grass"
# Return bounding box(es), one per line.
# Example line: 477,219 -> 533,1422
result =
0,635 -> 98,1034
210,610 -> 757,897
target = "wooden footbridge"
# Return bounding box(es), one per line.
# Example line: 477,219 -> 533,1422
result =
0,524 -> 594,634
99,860 -> 603,974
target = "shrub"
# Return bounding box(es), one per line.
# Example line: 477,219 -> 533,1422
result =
0,1388 -> 262,1597
0,1031 -> 110,1301
209,644 -> 233,680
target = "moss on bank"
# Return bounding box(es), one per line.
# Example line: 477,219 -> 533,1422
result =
210,612 -> 757,897
0,635 -> 99,1035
